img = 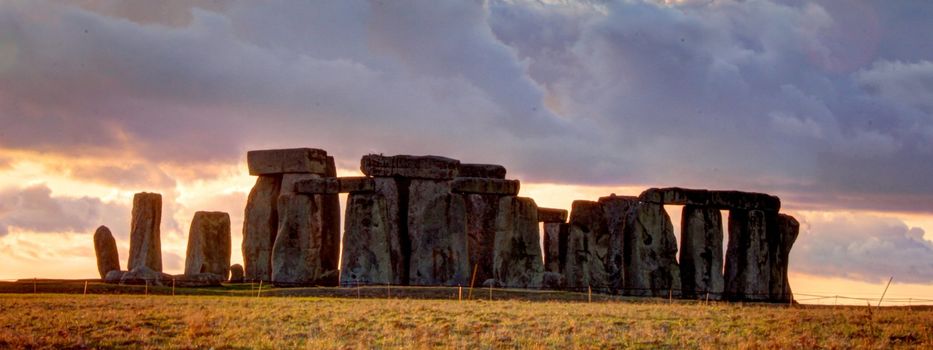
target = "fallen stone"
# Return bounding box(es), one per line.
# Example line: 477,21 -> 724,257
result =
271,193 -> 340,286
451,177 -> 520,195
564,200 -> 609,291
537,208 -> 568,223
769,214 -> 799,303
247,148 -> 329,175
229,264 -> 244,283
173,273 -> 224,287
294,177 -> 375,194
340,192 -> 394,286
494,197 -> 544,289
184,211 -> 231,277
127,192 -> 162,272
242,175 -> 282,282
361,154 -> 460,180
679,205 -> 724,299
598,195 -> 639,292
724,209 -> 773,301
622,202 -> 681,297
120,265 -> 172,286
463,193 -> 501,285
93,225 -> 120,279
458,163 -> 506,179
104,270 -> 125,284
542,223 -> 568,274
407,179 -> 470,286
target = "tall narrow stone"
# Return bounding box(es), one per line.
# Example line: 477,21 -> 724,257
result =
724,209 -> 773,301
680,205 -> 724,299
127,192 -> 162,272
463,193 -> 501,284
622,202 -> 680,297
769,214 -> 799,303
340,192 -> 395,286
242,175 -> 282,281
493,196 -> 543,289
93,225 -> 120,278
407,179 -> 469,286
542,223 -> 566,274
564,201 -> 609,291
599,195 -> 639,292
184,211 -> 232,277
271,192 -> 339,286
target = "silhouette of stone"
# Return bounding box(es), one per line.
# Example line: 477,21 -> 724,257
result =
458,163 -> 506,179
247,148 -> 329,175
463,193 -> 501,285
271,192 -> 339,286
93,225 -> 120,278
242,175 -> 281,282
598,195 -> 639,292
127,192 -> 162,272
407,179 -> 470,286
537,208 -> 568,223
622,201 -> 680,297
770,214 -> 799,303
229,264 -> 244,283
451,178 -> 519,195
294,177 -> 374,194
184,211 -> 231,278
679,205 -> 724,299
494,197 -> 543,289
361,154 -> 460,179
120,265 -> 172,285
340,192 -> 394,286
724,209 -> 773,301
639,187 -> 780,211
564,201 -> 609,291
542,222 -> 567,274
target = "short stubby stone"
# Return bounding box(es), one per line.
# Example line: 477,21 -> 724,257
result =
679,205 -> 724,299
271,193 -> 340,286
174,273 -> 224,287
294,177 -> 375,194
128,192 -> 163,272
458,163 -> 506,179
724,209 -> 774,301
769,214 -> 799,303
361,154 -> 460,180
104,270 -> 125,284
247,148 -> 329,175
451,177 -> 520,195
537,208 -> 568,223
341,192 -> 394,286
622,201 -> 681,297
463,193 -> 501,284
564,201 -> 610,291
120,265 -> 172,286
93,225 -> 120,278
184,211 -> 232,277
229,264 -> 245,283
494,197 -> 544,289
407,179 -> 470,286
242,175 -> 282,282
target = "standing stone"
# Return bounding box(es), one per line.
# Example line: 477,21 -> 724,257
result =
542,223 -> 567,274
769,214 -> 799,303
271,192 -> 339,286
724,209 -> 773,301
564,201 -> 609,291
599,195 -> 639,292
93,225 -> 120,278
242,175 -> 282,282
127,192 -> 162,272
341,192 -> 394,286
184,211 -> 232,277
370,177 -> 407,285
493,196 -> 543,289
622,202 -> 680,297
680,205 -> 724,299
463,193 -> 501,284
407,179 -> 470,286
229,264 -> 244,283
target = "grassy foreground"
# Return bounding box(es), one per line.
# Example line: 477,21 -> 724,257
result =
1,292 -> 931,349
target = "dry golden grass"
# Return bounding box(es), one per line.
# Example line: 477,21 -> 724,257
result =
1,292 -> 931,349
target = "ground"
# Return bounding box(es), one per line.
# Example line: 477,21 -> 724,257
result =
0,281 -> 930,349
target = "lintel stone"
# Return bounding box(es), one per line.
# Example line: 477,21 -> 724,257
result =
458,163 -> 506,179
361,154 -> 460,179
247,148 -> 329,176
451,177 -> 520,195
537,208 -> 568,223
294,177 -> 375,194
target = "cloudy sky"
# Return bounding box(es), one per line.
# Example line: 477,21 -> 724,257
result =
1,0 -> 932,303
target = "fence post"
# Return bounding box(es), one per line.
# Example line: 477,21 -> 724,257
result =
878,276 -> 893,307
458,285 -> 462,302
588,285 -> 592,303
33,278 -> 37,294
468,264 -> 478,300
257,280 -> 263,298
145,280 -> 149,296
172,277 -> 176,296
84,281 -> 88,295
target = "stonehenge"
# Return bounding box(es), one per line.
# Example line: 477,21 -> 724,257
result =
184,211 -> 231,278
127,192 -> 162,272
93,225 -> 120,278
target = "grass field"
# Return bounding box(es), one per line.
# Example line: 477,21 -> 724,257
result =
1,282 -> 931,349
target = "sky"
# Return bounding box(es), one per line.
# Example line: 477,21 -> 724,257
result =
1,0 -> 932,305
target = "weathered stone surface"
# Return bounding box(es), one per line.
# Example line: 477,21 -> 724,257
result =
770,214 -> 799,303
120,265 -> 172,285
371,178 -> 406,285
242,175 -> 282,282
622,202 -> 681,297
564,201 -> 610,291
724,209 -> 773,301
93,225 -> 120,278
458,163 -> 506,179
463,193 -> 501,285
229,264 -> 244,283
493,196 -> 543,289
537,208 -> 568,223
174,273 -> 224,287
680,205 -> 724,299
247,148 -> 329,175
104,270 -> 125,284
542,271 -> 564,290
639,187 -> 780,211
361,154 -> 460,179
127,192 -> 162,272
184,211 -> 232,277
294,177 -> 375,194
598,195 -> 639,292
341,192 -> 394,286
407,179 -> 470,286
451,177 -> 520,195
542,223 -> 567,274
271,193 -> 339,286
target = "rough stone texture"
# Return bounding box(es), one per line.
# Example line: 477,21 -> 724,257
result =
104,270 -> 125,284
451,177 -> 520,195
493,196 -> 543,289
407,179 -> 470,286
598,195 -> 640,292
247,148 -> 329,175
458,163 -> 506,179
542,271 -> 564,290
93,225 -> 120,278
271,192 -> 339,286
622,202 -> 681,297
127,192 -> 162,272
120,265 -> 172,285
770,214 -> 799,303
229,264 -> 244,283
174,273 -> 224,287
463,193 -> 501,284
542,223 -> 567,274
184,211 -> 232,277
724,209 -> 773,301
639,187 -> 780,211
361,154 -> 460,179
679,205 -> 724,299
242,175 -> 282,282
564,201 -> 610,291
294,177 -> 375,194
537,208 -> 569,223
340,192 -> 394,286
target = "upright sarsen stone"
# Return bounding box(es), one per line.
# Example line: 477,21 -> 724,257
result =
770,214 -> 799,303
242,175 -> 282,281
463,193 -> 501,284
271,192 -> 339,286
127,192 -> 162,272
542,223 -> 567,274
598,195 -> 639,292
564,201 -> 609,291
493,196 -> 543,289
407,179 -> 469,286
341,192 -> 394,286
184,211 -> 232,277
680,205 -> 724,299
93,225 -> 120,278
724,209 -> 773,301
622,202 -> 680,297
